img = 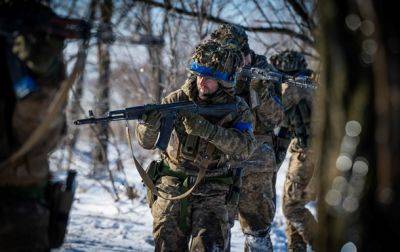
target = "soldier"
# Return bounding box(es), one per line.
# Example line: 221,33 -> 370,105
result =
210,24 -> 285,251
0,1 -> 67,251
135,40 -> 256,251
270,50 -> 317,252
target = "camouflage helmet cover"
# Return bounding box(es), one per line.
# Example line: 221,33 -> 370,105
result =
269,50 -> 308,73
189,39 -> 243,89
210,24 -> 250,56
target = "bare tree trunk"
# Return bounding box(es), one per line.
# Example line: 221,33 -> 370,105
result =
316,0 -> 400,251
142,4 -> 165,103
65,74 -> 84,170
92,0 -> 113,176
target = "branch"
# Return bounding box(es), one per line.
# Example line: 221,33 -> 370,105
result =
134,0 -> 314,45
286,0 -> 316,30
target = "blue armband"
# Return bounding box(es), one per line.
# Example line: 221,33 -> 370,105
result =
233,121 -> 253,133
272,94 -> 284,110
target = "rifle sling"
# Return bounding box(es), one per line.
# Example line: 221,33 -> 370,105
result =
125,124 -> 208,201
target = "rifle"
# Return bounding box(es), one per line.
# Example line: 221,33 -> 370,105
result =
237,66 -> 317,90
236,66 -> 316,109
74,101 -> 240,151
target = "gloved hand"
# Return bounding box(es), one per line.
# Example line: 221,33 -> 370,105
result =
180,111 -> 217,139
250,79 -> 272,98
141,110 -> 162,130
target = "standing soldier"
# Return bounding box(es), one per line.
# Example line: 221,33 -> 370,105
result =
135,40 -> 256,251
0,1 -> 67,251
270,50 -> 317,252
210,24 -> 285,251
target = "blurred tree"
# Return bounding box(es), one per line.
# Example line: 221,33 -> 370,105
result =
316,0 -> 400,251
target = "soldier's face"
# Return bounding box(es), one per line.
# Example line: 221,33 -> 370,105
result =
197,76 -> 219,100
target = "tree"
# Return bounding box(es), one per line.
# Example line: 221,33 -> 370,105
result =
316,0 -> 400,250
92,0 -> 113,176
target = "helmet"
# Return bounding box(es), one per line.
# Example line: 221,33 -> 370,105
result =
269,50 -> 308,73
210,24 -> 250,56
189,40 -> 243,91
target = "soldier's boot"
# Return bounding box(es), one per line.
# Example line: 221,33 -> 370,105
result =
244,231 -> 273,252
291,216 -> 317,251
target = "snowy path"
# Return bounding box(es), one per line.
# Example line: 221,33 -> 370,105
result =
53,145 -> 294,252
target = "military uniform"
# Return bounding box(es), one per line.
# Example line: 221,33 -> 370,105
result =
136,41 -> 256,251
0,1 -> 66,251
211,24 -> 285,251
236,52 -> 284,252
271,51 -> 317,251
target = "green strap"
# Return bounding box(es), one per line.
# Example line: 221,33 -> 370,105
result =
178,177 -> 190,232
159,162 -> 233,232
205,175 -> 234,185
160,162 -> 234,185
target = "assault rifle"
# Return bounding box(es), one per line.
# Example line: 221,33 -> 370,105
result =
74,101 -> 240,151
236,66 -> 316,109
237,66 -> 317,90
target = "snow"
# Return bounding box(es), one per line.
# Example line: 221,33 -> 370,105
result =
52,140 -> 314,252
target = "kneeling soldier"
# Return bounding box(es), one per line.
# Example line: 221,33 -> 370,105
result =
136,40 -> 256,251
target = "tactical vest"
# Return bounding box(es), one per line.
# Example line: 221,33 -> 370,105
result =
162,80 -> 244,177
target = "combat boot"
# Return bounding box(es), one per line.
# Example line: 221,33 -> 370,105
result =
244,233 -> 273,252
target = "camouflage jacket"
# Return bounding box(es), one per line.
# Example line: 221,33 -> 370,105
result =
136,76 -> 256,177
281,80 -> 315,151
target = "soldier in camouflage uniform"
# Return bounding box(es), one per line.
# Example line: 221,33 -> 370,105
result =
136,40 -> 256,251
270,50 -> 317,252
210,24 -> 285,251
0,1 -> 66,250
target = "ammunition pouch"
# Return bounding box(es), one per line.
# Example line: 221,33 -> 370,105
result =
274,126 -> 293,166
226,167 -> 244,206
145,160 -> 163,208
145,159 -> 236,232
285,99 -> 311,149
46,170 -> 77,248
145,159 -> 235,206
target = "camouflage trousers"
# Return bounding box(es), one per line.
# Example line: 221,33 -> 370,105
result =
151,176 -> 230,252
228,139 -> 277,251
282,142 -> 317,251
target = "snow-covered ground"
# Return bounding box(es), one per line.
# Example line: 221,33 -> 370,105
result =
51,139 -> 313,252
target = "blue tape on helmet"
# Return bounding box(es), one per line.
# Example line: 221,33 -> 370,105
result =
189,61 -> 234,83
233,121 -> 253,133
